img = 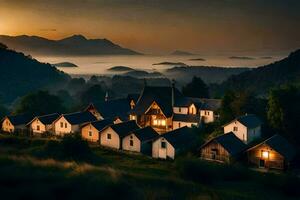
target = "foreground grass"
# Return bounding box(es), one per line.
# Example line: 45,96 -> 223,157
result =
0,134 -> 299,200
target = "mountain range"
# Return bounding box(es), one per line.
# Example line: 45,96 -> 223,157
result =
0,34 -> 141,56
214,49 -> 300,95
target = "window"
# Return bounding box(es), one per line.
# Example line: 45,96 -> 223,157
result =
161,120 -> 166,126
153,119 -> 166,126
37,125 -> 40,131
107,133 -> 111,139
178,122 -> 181,128
179,107 -> 181,112
161,141 -> 166,148
130,140 -> 134,146
153,119 -> 158,125
65,123 -> 67,128
89,131 -> 92,137
130,135 -> 133,139
60,122 -> 63,128
233,126 -> 238,131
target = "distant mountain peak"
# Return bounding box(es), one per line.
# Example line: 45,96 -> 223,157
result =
59,34 -> 87,42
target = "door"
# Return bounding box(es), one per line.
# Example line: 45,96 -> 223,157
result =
259,159 -> 265,168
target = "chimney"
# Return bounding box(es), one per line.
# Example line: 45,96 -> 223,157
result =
171,79 -> 175,107
105,91 -> 109,102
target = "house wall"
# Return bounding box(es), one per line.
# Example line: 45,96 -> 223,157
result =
248,143 -> 285,170
248,126 -> 261,143
224,120 -> 248,143
200,141 -> 230,163
188,104 -> 197,114
200,110 -> 215,123
122,133 -> 141,152
173,107 -> 188,114
54,116 -> 72,136
81,124 -> 99,142
30,118 -> 46,134
152,137 -> 175,159
172,121 -> 197,130
100,127 -> 120,149
2,118 -> 15,133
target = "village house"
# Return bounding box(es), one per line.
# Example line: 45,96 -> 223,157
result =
85,94 -> 139,121
152,126 -> 195,160
129,85 -> 221,133
99,120 -> 140,149
53,111 -> 97,136
247,134 -> 297,170
1,114 -> 34,133
199,98 -> 221,123
223,114 -> 262,144
122,126 -> 159,155
27,113 -> 60,135
200,132 -> 247,163
81,119 -> 113,143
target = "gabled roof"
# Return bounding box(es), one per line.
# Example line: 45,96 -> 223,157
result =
4,114 -> 34,126
89,119 -> 113,131
162,126 -> 195,149
130,86 -> 183,118
62,111 -> 97,125
223,114 -> 262,129
88,98 -> 131,121
200,98 -> 221,111
29,113 -> 60,125
131,126 -> 159,142
174,97 -> 202,108
173,113 -> 200,123
248,134 -> 296,161
109,120 -> 140,138
201,132 -> 247,157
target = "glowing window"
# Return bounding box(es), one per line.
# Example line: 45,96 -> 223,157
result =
161,120 -> 166,126
261,151 -> 269,159
153,119 -> 158,125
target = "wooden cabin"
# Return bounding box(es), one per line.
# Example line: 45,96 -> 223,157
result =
247,134 -> 296,170
130,85 -> 221,133
27,113 -> 60,135
81,119 -> 113,143
99,120 -> 140,150
1,114 -> 34,133
152,126 -> 195,160
53,111 -> 97,136
200,132 -> 247,163
122,126 -> 159,155
223,114 -> 262,144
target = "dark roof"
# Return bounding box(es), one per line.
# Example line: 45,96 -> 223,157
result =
90,119 -> 113,131
174,97 -> 202,108
92,98 -> 131,121
35,113 -> 60,125
63,111 -> 97,125
127,93 -> 140,103
131,126 -> 159,142
200,98 -> 221,111
173,113 -> 200,123
259,134 -> 296,161
6,114 -> 34,126
237,114 -> 262,128
162,126 -> 195,149
202,132 -> 247,156
109,120 -> 140,138
131,86 -> 183,118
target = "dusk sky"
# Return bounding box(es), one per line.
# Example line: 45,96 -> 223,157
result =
0,0 -> 299,54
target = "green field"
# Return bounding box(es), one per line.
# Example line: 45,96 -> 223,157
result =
0,134 -> 299,200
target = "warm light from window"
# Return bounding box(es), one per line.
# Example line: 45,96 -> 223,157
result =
261,151 -> 269,159
153,119 -> 158,125
130,115 -> 136,120
161,120 -> 166,126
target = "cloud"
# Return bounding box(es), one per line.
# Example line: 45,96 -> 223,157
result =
39,28 -> 57,32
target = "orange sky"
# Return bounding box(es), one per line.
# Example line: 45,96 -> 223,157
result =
0,0 -> 299,54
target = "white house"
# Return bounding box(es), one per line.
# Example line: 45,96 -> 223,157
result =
223,114 -> 262,144
1,114 -> 34,133
199,98 -> 221,123
99,120 -> 140,150
53,111 -> 97,136
27,113 -> 60,135
152,126 -> 195,160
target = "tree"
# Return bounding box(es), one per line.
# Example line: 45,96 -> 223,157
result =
14,90 -> 66,115
267,85 -> 300,144
182,76 -> 209,98
80,84 -> 105,106
0,43 -> 8,49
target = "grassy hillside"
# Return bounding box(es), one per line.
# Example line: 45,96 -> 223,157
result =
0,134 -> 298,200
213,49 -> 300,95
0,44 -> 70,103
